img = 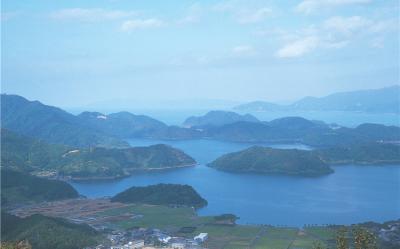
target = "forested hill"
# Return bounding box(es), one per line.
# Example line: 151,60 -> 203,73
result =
1,94 -> 128,148
1,212 -> 99,249
209,143 -> 400,176
182,110 -> 259,128
3,94 -> 399,148
111,183 -> 208,208
208,146 -> 333,177
1,169 -> 79,206
1,129 -> 196,179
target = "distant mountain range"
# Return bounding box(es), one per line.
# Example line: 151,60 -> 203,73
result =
1,94 -> 129,148
2,94 -> 399,150
1,94 -> 203,147
234,85 -> 400,113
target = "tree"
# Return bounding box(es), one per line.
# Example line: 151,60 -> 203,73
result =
312,241 -> 326,249
336,228 -> 349,249
353,227 -> 378,249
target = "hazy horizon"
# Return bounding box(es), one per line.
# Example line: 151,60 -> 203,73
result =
2,0 -> 399,108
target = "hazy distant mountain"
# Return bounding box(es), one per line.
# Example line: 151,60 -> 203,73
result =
205,117 -> 400,147
182,110 -> 259,128
78,111 -> 167,138
84,98 -> 241,111
234,85 -> 400,113
1,94 -> 128,148
233,101 -> 285,112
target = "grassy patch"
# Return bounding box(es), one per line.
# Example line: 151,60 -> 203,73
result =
253,227 -> 298,249
95,204 -> 212,230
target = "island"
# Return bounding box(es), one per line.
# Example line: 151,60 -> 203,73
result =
182,110 -> 259,128
208,146 -> 334,177
111,183 -> 208,209
316,142 -> 400,165
208,143 -> 400,177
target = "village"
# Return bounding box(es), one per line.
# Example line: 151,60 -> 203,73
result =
88,229 -> 208,249
9,198 -> 213,249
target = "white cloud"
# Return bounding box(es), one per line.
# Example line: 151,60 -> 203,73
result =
296,0 -> 371,14
120,19 -> 165,31
50,8 -> 136,22
177,3 -> 203,24
369,19 -> 399,33
237,8 -> 272,24
274,14 -> 396,58
323,16 -> 370,35
1,11 -> 20,21
232,45 -> 255,55
213,1 -> 273,24
370,37 -> 385,48
276,36 -> 319,58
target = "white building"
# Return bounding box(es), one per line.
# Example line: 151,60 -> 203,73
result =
171,242 -> 185,249
122,240 -> 144,249
193,233 -> 208,243
158,235 -> 172,244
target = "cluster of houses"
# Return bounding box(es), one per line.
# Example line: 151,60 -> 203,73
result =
91,228 -> 208,249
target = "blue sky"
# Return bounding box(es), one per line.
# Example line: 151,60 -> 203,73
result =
1,0 -> 399,107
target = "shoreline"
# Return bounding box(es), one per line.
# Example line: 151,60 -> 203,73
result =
68,163 -> 197,182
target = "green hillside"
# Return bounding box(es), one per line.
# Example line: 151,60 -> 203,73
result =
317,143 -> 400,165
1,129 -> 196,179
208,146 -> 334,177
1,169 -> 79,206
1,212 -> 100,249
1,94 -> 127,148
111,183 -> 208,208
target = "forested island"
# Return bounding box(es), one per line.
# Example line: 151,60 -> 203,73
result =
208,146 -> 333,177
111,183 -> 208,209
209,143 -> 400,176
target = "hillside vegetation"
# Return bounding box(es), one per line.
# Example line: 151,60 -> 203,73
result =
1,129 -> 196,179
317,143 -> 400,165
1,94 -> 128,148
208,146 -> 333,177
209,143 -> 400,176
1,212 -> 100,249
183,110 -> 259,128
111,184 -> 208,208
1,169 -> 79,206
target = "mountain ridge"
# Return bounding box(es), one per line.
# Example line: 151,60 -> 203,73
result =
234,85 -> 400,113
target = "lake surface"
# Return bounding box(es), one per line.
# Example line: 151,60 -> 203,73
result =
71,139 -> 400,227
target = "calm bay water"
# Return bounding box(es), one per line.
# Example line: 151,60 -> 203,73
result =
71,139 -> 400,227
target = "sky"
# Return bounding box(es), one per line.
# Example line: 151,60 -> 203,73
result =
1,0 -> 399,108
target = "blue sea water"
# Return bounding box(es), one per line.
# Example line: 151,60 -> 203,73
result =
71,139 -> 400,227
